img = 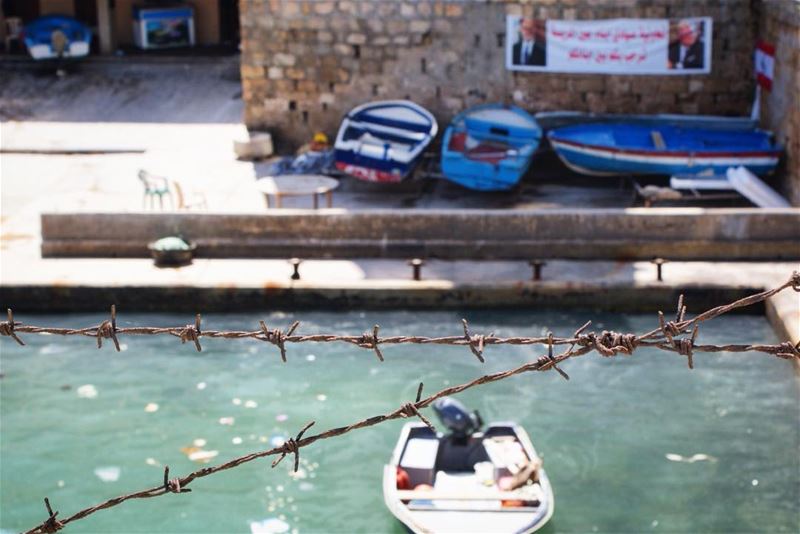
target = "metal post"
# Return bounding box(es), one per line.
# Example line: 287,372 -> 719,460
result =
289,258 -> 302,281
528,260 -> 546,281
651,258 -> 668,282
408,259 -> 424,281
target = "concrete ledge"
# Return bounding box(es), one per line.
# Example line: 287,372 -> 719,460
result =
0,283 -> 765,314
41,209 -> 800,261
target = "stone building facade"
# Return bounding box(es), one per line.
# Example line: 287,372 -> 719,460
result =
758,0 -> 800,205
240,0 -> 797,203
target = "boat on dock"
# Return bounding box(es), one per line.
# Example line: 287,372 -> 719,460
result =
441,104 -> 542,191
23,15 -> 91,61
333,100 -> 438,183
535,111 -> 758,132
383,398 -> 554,533
548,122 -> 782,177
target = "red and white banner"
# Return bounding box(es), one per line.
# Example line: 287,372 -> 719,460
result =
754,40 -> 774,91
507,16 -> 712,75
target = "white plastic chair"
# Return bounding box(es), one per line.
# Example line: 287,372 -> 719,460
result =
5,17 -> 23,52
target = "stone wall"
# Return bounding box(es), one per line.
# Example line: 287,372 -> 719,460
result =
757,0 -> 800,206
240,0 -> 758,150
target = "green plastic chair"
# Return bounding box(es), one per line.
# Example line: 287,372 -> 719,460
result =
138,169 -> 173,210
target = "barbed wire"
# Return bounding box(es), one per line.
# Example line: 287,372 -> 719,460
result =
2,272 -> 800,363
10,271 -> 800,534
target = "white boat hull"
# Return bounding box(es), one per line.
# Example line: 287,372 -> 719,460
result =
383,422 -> 554,534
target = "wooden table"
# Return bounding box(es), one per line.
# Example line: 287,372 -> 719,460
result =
255,174 -> 339,209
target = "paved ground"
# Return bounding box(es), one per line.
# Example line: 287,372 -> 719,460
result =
0,59 -> 796,341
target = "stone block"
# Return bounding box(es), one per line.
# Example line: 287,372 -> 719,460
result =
268,67 -> 283,79
568,78 -> 605,92
433,19 -> 452,33
417,2 -> 432,17
401,2 -> 415,17
285,68 -> 306,80
387,20 -> 408,34
688,79 -> 704,93
241,65 -> 264,79
346,33 -> 367,45
410,20 -> 432,33
314,1 -> 334,15
317,31 -> 334,44
273,52 -> 296,66
334,43 -> 353,56
444,4 -> 463,17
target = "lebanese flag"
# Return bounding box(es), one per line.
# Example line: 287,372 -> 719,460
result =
755,40 -> 774,91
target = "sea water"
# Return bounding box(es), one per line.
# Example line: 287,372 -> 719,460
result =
1,311 -> 797,533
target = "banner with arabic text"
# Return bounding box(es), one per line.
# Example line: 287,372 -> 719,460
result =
506,17 -> 712,74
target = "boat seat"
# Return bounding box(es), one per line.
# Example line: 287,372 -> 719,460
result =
400,438 -> 438,487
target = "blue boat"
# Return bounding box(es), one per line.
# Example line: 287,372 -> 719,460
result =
334,100 -> 438,183
24,15 -> 91,60
548,122 -> 782,177
441,104 -> 542,191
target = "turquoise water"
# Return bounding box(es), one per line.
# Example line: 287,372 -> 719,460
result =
1,311 -> 798,534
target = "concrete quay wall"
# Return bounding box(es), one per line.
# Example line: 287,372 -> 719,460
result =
41,209 -> 800,261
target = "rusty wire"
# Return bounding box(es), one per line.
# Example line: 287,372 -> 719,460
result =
10,271 -> 800,534
2,272 -> 799,363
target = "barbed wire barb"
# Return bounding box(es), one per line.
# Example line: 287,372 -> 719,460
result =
41,498 -> 63,534
358,324 -> 384,362
0,308 -> 24,345
462,318 -> 486,363
271,421 -> 315,473
179,314 -> 202,352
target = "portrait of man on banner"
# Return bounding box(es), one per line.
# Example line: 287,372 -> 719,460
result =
668,19 -> 706,70
511,17 -> 547,67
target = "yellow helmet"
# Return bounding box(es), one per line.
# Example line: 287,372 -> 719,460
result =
313,132 -> 329,144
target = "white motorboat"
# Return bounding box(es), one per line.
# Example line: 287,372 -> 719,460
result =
383,398 -> 554,533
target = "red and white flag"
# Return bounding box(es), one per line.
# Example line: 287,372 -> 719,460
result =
755,40 -> 774,91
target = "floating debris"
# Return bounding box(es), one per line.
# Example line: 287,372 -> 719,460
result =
305,354 -> 316,362
751,479 -> 759,486
197,382 -> 207,390
276,414 -> 288,422
245,400 -> 258,408
316,394 -> 327,402
57,480 -> 65,488
181,447 -> 219,463
94,466 -> 120,482
298,482 -> 314,491
145,458 -> 160,467
665,453 -> 717,463
144,403 -> 159,413
250,518 -> 290,534
270,435 -> 287,448
76,384 -> 98,399
232,436 -> 243,445
233,398 -> 242,406
193,438 -> 207,447
219,417 -> 235,426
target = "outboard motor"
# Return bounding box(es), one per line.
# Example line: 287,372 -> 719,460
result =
432,397 -> 483,440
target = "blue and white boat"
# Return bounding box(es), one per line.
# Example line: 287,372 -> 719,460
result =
441,104 -> 542,191
334,100 -> 438,183
548,122 -> 782,177
23,15 -> 91,60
